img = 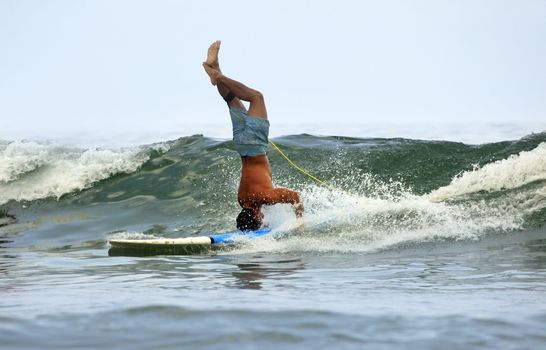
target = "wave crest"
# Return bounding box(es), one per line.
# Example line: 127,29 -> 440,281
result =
0,141 -> 150,204
427,142 -> 546,201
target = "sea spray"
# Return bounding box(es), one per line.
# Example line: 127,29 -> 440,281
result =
233,177 -> 530,255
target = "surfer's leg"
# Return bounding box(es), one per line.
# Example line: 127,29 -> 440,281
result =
204,40 -> 246,110
203,64 -> 266,118
213,72 -> 267,119
217,82 -> 246,110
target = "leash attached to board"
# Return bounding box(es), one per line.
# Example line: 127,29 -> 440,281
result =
268,140 -> 349,194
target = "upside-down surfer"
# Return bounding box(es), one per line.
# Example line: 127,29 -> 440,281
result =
202,40 -> 303,231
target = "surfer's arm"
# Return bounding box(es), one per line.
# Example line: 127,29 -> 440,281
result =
294,202 -> 304,218
264,188 -> 303,217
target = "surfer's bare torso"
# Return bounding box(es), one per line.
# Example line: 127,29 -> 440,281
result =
238,155 -> 302,214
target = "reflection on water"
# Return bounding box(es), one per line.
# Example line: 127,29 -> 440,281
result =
232,257 -> 305,290
0,239 -> 14,248
0,254 -> 18,292
523,238 -> 546,269
0,255 -> 17,272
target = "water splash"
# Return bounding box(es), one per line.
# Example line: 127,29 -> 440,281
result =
232,142 -> 546,254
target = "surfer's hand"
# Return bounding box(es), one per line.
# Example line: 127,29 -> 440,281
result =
294,202 -> 304,218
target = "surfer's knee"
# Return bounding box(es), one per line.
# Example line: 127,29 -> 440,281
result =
249,89 -> 264,103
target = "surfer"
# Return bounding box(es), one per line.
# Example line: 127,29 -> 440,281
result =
202,40 -> 303,231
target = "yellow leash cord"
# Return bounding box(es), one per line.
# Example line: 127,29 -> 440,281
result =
268,140 -> 348,194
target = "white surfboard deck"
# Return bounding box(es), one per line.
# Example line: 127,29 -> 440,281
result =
108,228 -> 273,252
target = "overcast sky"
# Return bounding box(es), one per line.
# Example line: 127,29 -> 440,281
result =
1,0 -> 545,142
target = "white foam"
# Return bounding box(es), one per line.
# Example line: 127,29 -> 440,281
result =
0,141 -> 49,183
228,169 -> 540,255
427,142 -> 546,201
0,141 -> 150,204
107,231 -> 155,240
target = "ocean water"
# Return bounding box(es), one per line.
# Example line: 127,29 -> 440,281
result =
1,125 -> 546,349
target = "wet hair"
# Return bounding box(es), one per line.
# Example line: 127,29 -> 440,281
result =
236,208 -> 262,231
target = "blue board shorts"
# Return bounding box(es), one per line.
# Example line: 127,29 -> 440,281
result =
229,107 -> 270,157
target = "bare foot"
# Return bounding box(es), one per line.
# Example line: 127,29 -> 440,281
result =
202,63 -> 222,85
205,40 -> 221,72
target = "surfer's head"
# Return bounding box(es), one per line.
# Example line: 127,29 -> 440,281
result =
236,208 -> 262,231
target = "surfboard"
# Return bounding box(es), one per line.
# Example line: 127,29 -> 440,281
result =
108,228 -> 272,256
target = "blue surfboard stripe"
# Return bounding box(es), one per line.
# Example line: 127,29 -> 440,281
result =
209,228 -> 273,244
